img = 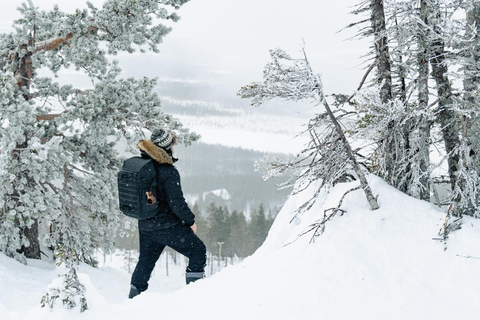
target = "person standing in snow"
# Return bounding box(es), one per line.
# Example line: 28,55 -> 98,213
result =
129,128 -> 206,299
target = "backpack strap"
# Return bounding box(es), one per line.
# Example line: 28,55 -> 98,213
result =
152,161 -> 160,206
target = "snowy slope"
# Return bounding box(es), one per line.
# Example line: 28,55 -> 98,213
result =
2,176 -> 480,320
175,113 -> 309,154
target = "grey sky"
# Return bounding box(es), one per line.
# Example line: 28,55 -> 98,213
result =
0,0 -> 373,152
0,0 -> 369,95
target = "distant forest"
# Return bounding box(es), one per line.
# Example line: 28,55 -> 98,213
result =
174,142 -> 293,214
116,201 -> 274,264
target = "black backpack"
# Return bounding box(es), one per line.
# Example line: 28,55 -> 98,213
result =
117,156 -> 159,220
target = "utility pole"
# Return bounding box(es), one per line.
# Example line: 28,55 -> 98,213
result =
128,235 -> 132,273
218,242 -> 224,271
166,250 -> 169,276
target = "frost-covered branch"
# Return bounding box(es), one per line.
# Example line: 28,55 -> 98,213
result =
305,185 -> 362,242
239,47 -> 379,213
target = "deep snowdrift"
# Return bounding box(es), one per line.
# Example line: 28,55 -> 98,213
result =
1,176 -> 480,320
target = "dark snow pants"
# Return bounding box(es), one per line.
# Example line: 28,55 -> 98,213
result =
131,223 -> 206,292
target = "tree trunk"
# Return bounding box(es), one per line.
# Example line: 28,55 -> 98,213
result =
371,0 -> 396,183
10,29 -> 88,260
427,3 -> 460,193
416,0 -> 431,201
456,2 -> 480,216
18,45 -> 32,90
302,45 -> 379,210
431,56 -> 460,192
463,2 -> 480,162
425,1 -> 463,216
463,3 -> 480,101
321,96 -> 379,210
371,0 -> 392,103
12,39 -> 41,259
18,224 -> 41,259
12,141 -> 41,260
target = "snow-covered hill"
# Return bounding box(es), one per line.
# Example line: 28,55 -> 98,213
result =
1,176 -> 480,320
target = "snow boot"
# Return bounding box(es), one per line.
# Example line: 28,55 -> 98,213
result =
128,284 -> 140,299
186,271 -> 205,284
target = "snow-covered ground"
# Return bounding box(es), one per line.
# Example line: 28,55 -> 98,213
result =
2,175 -> 480,320
173,111 -> 310,154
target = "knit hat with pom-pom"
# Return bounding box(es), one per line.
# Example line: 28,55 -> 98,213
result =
151,129 -> 176,150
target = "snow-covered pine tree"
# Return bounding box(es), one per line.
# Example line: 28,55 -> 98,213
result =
462,1 -> 480,144
382,0 -> 433,201
348,1 -> 416,196
426,0 -> 461,199
351,0 -> 479,218
238,47 -> 379,233
462,0 -> 480,149
0,0 -> 197,311
350,0 -> 404,187
347,0 -> 434,200
412,0 -> 480,218
415,0 -> 432,201
449,0 -> 480,217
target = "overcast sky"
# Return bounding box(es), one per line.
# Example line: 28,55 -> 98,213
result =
0,0 -> 370,95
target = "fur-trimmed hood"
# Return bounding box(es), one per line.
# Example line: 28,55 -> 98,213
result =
137,140 -> 173,165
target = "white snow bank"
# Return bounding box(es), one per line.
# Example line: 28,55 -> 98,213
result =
0,252 -> 55,319
25,272 -> 112,320
112,176 -> 480,320
2,176 -> 480,319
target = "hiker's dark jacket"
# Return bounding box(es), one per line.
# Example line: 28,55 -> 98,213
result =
137,140 -> 195,230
